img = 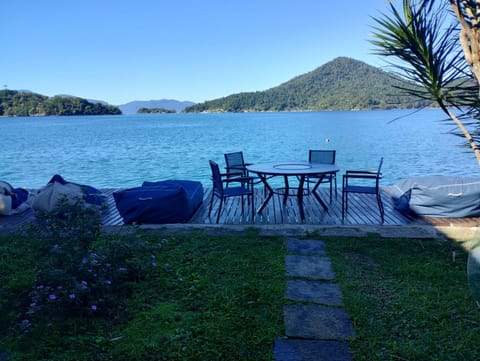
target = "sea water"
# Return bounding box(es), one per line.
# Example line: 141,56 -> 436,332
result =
0,109 -> 478,188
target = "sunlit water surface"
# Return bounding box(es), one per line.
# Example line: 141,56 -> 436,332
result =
1,109 -> 478,188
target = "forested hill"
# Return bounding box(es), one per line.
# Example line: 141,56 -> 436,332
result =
185,57 -> 431,112
0,90 -> 121,116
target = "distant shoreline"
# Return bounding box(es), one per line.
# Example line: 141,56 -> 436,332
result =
0,106 -> 441,118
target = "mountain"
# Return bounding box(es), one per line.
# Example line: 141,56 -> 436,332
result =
185,57 -> 431,112
56,94 -> 109,105
118,99 -> 196,114
0,90 -> 121,116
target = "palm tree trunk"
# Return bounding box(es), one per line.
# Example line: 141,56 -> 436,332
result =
448,1 -> 480,165
451,1 -> 480,87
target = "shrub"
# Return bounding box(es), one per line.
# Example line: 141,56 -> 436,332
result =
32,197 -> 103,248
22,201 -> 160,330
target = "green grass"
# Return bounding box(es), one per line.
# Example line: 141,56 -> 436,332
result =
325,236 -> 480,361
2,225 -> 479,361
0,231 -> 286,361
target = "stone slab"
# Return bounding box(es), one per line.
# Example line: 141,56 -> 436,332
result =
286,279 -> 343,305
284,304 -> 355,340
273,339 -> 353,361
285,255 -> 335,280
286,238 -> 326,255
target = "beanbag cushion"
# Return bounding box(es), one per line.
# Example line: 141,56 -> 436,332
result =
0,180 -> 30,215
113,180 -> 203,224
391,176 -> 480,217
32,174 -> 106,213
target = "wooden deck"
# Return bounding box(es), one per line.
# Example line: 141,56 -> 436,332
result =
74,187 -> 418,226
190,187 -> 416,226
2,186 -> 480,234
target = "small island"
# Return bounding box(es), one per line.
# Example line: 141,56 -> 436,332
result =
137,107 -> 176,114
0,90 -> 122,116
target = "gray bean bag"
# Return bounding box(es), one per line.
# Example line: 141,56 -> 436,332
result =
391,176 -> 480,217
32,175 -> 106,213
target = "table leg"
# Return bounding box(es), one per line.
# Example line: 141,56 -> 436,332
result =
312,173 -> 329,211
297,175 -> 306,221
283,175 -> 289,205
256,173 -> 274,214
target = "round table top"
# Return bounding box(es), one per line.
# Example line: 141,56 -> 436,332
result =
246,161 -> 339,176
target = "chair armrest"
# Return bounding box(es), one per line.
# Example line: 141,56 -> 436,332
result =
344,174 -> 378,180
343,171 -> 382,189
345,169 -> 377,175
220,171 -> 243,177
344,170 -> 381,179
223,176 -> 254,184
226,165 -> 246,171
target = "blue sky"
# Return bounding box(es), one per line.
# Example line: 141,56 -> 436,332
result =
2,0 -> 392,105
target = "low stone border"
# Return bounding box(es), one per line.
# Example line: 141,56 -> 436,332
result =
101,223 -> 479,243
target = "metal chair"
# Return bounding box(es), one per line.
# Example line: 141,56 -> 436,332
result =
224,151 -> 251,178
224,151 -> 267,194
342,157 -> 384,223
208,160 -> 255,223
307,150 -> 337,203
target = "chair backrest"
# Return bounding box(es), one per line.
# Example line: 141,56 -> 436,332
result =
377,157 -> 384,174
224,151 -> 246,175
209,160 -> 224,195
376,157 -> 384,186
309,150 -> 336,164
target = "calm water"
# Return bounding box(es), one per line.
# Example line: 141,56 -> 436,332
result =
1,109 -> 478,189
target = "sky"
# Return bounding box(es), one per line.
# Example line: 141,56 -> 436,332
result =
2,0 -> 393,105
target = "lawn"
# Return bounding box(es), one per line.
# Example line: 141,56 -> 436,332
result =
325,236 -> 480,361
1,205 -> 479,360
0,209 -> 286,361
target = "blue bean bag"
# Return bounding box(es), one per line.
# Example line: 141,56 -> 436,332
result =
113,180 -> 204,224
391,176 -> 480,217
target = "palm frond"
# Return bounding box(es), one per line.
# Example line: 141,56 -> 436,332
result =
370,0 -> 468,105
371,0 -> 480,163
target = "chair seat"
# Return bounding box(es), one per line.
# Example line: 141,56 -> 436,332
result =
344,185 -> 377,194
220,186 -> 252,197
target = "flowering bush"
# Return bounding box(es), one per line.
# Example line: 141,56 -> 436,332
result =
23,201 -> 160,327
32,197 -> 102,249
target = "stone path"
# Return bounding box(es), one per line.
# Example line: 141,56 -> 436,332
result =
273,238 -> 355,361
